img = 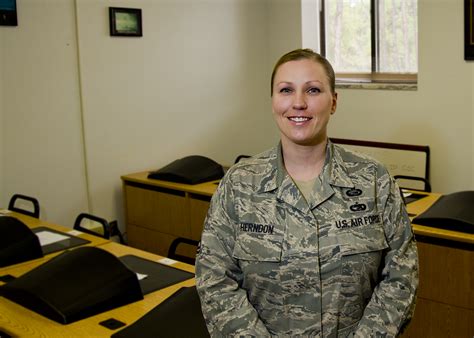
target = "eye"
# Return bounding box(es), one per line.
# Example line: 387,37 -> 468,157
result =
279,87 -> 293,94
307,87 -> 321,94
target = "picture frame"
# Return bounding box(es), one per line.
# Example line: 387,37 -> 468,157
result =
465,0 -> 474,60
0,0 -> 17,26
109,7 -> 142,37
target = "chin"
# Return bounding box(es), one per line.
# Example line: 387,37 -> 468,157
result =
290,135 -> 326,147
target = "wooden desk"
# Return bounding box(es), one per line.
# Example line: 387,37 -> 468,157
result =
122,174 -> 474,337
121,171 -> 216,258
122,172 -> 474,252
0,242 -> 195,337
401,192 -> 474,337
405,192 -> 474,244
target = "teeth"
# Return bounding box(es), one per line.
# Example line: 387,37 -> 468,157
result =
289,117 -> 310,122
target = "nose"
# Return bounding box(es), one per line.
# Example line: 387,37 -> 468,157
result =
293,92 -> 307,110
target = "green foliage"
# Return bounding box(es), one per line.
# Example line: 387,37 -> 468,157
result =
324,0 -> 418,74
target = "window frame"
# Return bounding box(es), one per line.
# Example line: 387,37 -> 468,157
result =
319,0 -> 418,87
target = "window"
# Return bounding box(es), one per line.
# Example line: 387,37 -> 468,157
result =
303,0 -> 418,87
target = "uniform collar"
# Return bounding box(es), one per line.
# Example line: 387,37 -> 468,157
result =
323,140 -> 355,189
260,140 -> 355,212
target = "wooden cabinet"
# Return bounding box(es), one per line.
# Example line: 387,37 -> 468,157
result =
121,172 -> 216,259
401,194 -> 474,337
401,238 -> 474,337
402,298 -> 474,337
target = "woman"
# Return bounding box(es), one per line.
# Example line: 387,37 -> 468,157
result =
196,49 -> 418,337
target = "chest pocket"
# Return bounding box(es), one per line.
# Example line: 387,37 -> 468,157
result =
232,231 -> 283,262
338,223 -> 388,256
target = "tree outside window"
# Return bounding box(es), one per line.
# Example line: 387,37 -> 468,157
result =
321,0 -> 418,84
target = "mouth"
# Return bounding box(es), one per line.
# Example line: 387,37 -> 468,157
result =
288,116 -> 312,123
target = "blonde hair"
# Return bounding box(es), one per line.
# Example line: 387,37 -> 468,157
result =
271,48 -> 336,95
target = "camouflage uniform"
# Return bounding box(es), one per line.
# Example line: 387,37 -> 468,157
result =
196,141 -> 418,337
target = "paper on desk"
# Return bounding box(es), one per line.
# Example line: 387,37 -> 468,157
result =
68,230 -> 83,236
158,258 -> 177,265
137,273 -> 147,280
36,231 -> 70,246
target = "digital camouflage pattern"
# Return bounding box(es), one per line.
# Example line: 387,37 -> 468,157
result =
196,141 -> 418,337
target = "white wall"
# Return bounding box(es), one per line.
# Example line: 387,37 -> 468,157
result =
329,0 -> 474,193
75,0 -> 282,230
470,6 -> 474,188
1,0 -> 89,225
267,0 -> 302,67
0,28 -> 4,202
0,28 -> 3,202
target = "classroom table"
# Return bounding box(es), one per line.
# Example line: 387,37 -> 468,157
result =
0,241 -> 195,337
0,209 -> 110,241
0,209 -> 109,274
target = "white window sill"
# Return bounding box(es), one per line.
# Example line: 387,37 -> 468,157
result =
336,81 -> 417,91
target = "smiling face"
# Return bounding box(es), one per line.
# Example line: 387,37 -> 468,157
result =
272,59 -> 337,148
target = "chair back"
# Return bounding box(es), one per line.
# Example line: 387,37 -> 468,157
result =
8,194 -> 40,219
394,175 -> 432,192
234,155 -> 251,164
167,237 -> 199,265
74,213 -> 111,239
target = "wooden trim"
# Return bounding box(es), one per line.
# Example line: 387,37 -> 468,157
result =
125,180 -> 186,197
330,137 -> 430,185
330,138 -> 429,152
319,0 -> 326,56
336,72 -> 417,83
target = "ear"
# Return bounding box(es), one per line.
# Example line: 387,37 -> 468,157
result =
331,92 -> 338,114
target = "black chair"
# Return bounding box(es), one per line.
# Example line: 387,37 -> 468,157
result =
73,213 -> 111,239
167,237 -> 199,265
394,175 -> 432,192
109,220 -> 126,244
73,214 -> 126,244
8,194 -> 40,219
234,155 -> 251,164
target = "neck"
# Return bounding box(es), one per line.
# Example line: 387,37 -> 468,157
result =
281,139 -> 328,181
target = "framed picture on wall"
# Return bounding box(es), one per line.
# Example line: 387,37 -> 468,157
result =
465,0 -> 474,60
109,7 -> 142,37
0,0 -> 17,26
